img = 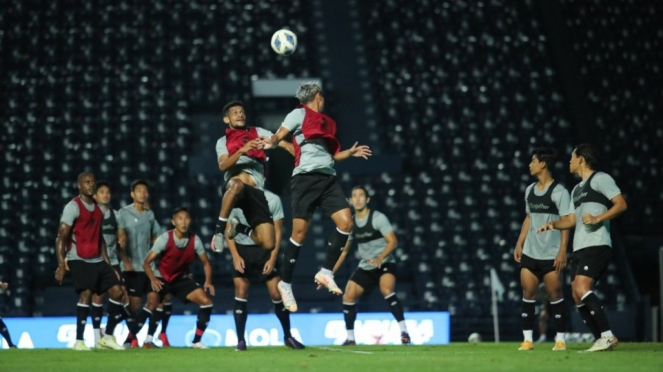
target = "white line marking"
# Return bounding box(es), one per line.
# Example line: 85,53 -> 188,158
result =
316,347 -> 374,355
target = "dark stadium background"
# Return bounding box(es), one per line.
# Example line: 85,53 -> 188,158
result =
0,0 -> 661,342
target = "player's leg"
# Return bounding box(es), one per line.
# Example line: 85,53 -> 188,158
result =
537,301 -> 549,342
141,287 -> 161,348
543,270 -> 568,350
214,178 -> 245,238
518,259 -> 540,350
237,186 -> 275,250
91,293 -> 105,345
75,289 -> 93,350
342,279 -> 365,345
277,218 -> 311,313
184,284 -> 214,349
233,277 -> 250,350
0,315 -> 16,348
94,263 -> 128,350
267,275 -> 304,349
69,260 -> 94,350
379,270 -> 410,344
158,293 -> 173,347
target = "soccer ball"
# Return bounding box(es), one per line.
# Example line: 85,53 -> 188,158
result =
468,332 -> 482,343
271,29 -> 297,56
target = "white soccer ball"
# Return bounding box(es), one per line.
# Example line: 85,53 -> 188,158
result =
468,332 -> 482,343
271,29 -> 297,56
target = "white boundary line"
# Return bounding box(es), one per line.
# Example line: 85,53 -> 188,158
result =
316,347 -> 374,355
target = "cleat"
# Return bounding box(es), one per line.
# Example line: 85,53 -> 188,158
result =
401,332 -> 411,345
314,271 -> 343,295
158,333 -> 171,348
285,337 -> 305,350
99,335 -> 125,350
192,342 -> 208,349
142,342 -> 158,349
518,341 -> 534,351
277,281 -> 298,313
552,340 -> 567,351
73,340 -> 90,351
235,340 -> 247,351
211,234 -> 225,253
131,339 -> 139,348
225,217 -> 239,239
585,336 -> 618,352
342,340 -> 357,346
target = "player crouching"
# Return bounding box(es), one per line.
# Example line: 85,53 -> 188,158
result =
143,207 -> 215,349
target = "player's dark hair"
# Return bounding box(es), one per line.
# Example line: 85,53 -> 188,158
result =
96,180 -> 111,192
574,143 -> 599,169
351,185 -> 370,198
172,207 -> 190,217
531,147 -> 557,169
130,179 -> 150,192
222,101 -> 244,117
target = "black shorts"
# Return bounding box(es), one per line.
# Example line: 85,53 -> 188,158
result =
233,244 -> 279,282
225,182 -> 273,228
111,264 -> 124,283
290,173 -> 349,220
68,260 -> 121,295
570,245 -> 612,281
151,275 -> 201,303
349,263 -> 397,293
520,254 -> 556,282
123,271 -> 152,298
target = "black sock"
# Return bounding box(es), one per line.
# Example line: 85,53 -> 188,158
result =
148,308 -> 162,337
0,317 -> 15,346
161,303 -> 173,333
273,301 -> 292,339
550,299 -> 568,333
214,218 -> 227,235
193,305 -> 213,343
581,292 -> 611,333
91,303 -> 104,331
233,298 -> 248,342
385,293 -> 405,322
105,300 -> 125,335
281,239 -> 302,284
235,224 -> 252,236
521,299 -> 536,332
76,304 -> 90,341
576,304 -> 601,339
322,229 -> 350,270
343,303 -> 357,332
128,308 -> 151,337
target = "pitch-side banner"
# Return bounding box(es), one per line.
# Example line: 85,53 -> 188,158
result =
1,311 -> 449,349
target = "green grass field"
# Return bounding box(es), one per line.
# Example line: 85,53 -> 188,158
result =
2,343 -> 662,372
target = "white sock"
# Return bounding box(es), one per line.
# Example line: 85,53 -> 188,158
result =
347,330 -> 355,341
601,330 -> 614,338
279,281 -> 292,289
94,329 -> 101,343
523,330 -> 533,342
145,335 -> 153,343
537,334 -> 547,342
398,320 -> 407,333
319,268 -> 333,276
556,333 -> 565,342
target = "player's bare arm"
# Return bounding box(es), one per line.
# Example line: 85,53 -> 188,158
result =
513,214 -> 530,263
117,228 -> 134,271
226,237 -> 246,274
333,142 -> 372,162
537,213 -> 576,233
368,231 -> 398,269
55,222 -> 73,284
198,253 -> 215,296
553,218 -> 571,273
266,126 -> 291,148
142,251 -> 164,293
218,139 -> 263,172
581,194 -> 627,225
277,140 -> 295,156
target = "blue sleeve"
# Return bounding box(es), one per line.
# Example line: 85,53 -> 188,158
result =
373,212 -> 394,236
216,137 -> 228,159
150,233 -> 169,255
281,109 -> 304,133
554,185 -> 572,216
593,173 -> 621,200
60,201 -> 79,226
194,236 -> 206,255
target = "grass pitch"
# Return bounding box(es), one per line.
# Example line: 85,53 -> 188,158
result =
2,343 -> 661,372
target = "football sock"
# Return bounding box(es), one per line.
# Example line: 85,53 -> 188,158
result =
281,238 -> 302,284
235,224 -> 252,236
322,228 -> 350,271
161,303 -> 173,333
105,299 -> 125,336
193,305 -> 213,343
581,291 -> 611,333
576,303 -> 601,339
214,217 -> 228,235
385,293 -> 405,323
0,317 -> 15,346
273,300 -> 292,339
550,298 -> 568,335
76,303 -> 90,341
91,303 -> 104,343
343,302 -> 357,340
521,299 -> 536,342
147,308 -> 162,337
234,298 -> 248,342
